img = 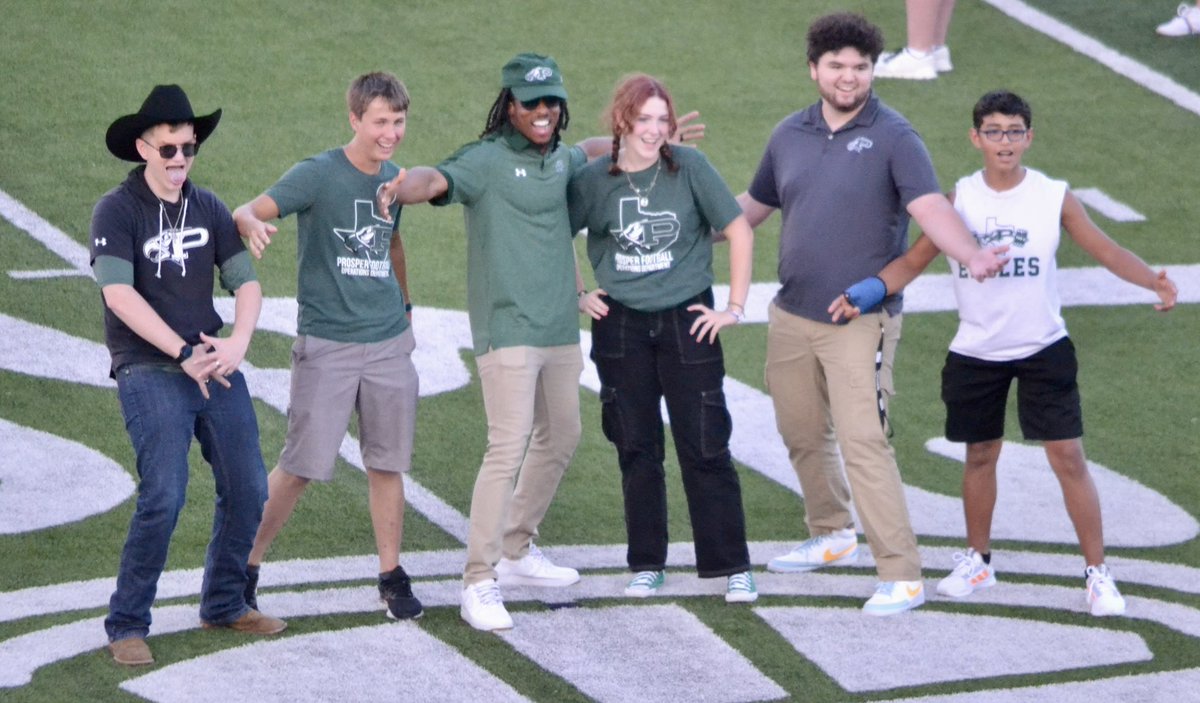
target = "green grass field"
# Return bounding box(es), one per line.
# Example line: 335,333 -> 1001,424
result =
2,1 -> 1199,701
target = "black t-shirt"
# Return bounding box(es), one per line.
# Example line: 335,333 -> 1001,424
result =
90,166 -> 245,373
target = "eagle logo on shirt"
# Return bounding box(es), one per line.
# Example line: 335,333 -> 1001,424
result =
975,216 -> 1029,247
333,199 -> 392,259
611,197 -> 679,253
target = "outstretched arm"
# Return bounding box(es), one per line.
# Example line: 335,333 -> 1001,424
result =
1063,190 -> 1177,311
576,110 -> 706,161
232,195 -> 281,260
378,167 -> 449,213
908,192 -> 1007,281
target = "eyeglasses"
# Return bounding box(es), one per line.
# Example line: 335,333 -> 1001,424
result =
978,128 -> 1028,143
517,96 -> 563,111
139,139 -> 198,159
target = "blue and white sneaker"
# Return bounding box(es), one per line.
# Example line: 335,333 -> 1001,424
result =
767,528 -> 858,573
863,580 -> 925,616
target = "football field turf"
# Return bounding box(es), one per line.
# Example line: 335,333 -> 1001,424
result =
2,1 -> 1198,701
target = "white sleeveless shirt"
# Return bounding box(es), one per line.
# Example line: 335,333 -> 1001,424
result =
948,167 -> 1069,361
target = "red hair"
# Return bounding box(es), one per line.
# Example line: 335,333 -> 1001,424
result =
605,73 -> 679,175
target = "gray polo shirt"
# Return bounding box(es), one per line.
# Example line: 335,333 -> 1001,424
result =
748,94 -> 940,322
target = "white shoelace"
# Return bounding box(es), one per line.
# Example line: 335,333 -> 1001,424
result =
728,572 -> 755,593
474,581 -> 504,606
526,544 -> 549,566
629,571 -> 661,589
950,551 -> 977,577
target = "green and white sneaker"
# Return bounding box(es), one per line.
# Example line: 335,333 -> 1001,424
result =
862,579 -> 925,616
624,570 -> 665,598
725,571 -> 758,603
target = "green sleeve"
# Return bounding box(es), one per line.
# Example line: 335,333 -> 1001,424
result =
218,250 -> 258,294
92,255 -> 133,287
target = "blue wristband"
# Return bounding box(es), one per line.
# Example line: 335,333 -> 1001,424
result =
844,276 -> 886,312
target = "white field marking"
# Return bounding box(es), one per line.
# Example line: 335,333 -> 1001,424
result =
0,419 -> 134,534
0,189 -> 93,279
121,621 -> 531,703
5,542 -> 1200,625
874,669 -> 1200,703
982,0 -> 1200,117
5,562 -> 1200,691
757,606 -> 1151,693
1073,188 -> 1146,222
501,604 -> 789,703
3,291 -> 1197,546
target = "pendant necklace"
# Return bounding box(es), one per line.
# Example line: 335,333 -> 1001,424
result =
624,160 -> 661,207
156,196 -> 188,234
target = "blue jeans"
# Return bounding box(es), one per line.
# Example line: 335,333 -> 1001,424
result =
591,291 -> 750,578
105,365 -> 267,642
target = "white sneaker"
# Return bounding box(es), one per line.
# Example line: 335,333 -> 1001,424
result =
936,548 -> 996,598
460,579 -> 514,631
873,48 -> 938,80
1157,3 -> 1200,36
624,570 -> 665,598
931,45 -> 953,73
495,543 -> 580,587
725,571 -> 758,603
767,528 -> 858,573
1086,564 -> 1127,617
863,580 -> 925,616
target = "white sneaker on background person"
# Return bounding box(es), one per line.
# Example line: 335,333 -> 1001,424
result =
874,47 -> 939,80
1157,3 -> 1200,36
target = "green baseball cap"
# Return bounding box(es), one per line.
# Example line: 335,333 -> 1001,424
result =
501,52 -> 568,102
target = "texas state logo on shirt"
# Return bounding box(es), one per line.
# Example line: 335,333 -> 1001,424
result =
333,199 -> 393,279
609,197 -> 680,273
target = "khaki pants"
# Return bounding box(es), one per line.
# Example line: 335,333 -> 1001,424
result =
765,302 -> 920,581
464,344 -> 583,585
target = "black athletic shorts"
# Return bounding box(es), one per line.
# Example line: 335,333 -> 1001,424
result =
941,336 -> 1082,443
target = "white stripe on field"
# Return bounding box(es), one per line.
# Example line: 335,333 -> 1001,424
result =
1073,188 -> 1147,223
0,189 -> 92,278
982,0 -> 1200,117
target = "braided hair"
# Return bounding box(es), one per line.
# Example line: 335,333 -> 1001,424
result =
604,74 -> 680,176
481,88 -> 571,152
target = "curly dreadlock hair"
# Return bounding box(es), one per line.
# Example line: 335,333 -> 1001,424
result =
481,88 -> 571,152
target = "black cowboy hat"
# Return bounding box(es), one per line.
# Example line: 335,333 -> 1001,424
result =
105,84 -> 222,162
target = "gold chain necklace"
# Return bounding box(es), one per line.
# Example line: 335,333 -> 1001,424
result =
624,160 -> 661,207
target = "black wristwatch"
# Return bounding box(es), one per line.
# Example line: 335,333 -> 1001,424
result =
176,344 -> 193,364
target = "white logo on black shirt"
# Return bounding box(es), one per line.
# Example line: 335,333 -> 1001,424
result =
143,227 -> 208,278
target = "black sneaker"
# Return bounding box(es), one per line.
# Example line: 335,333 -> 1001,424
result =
244,564 -> 260,611
379,565 -> 423,620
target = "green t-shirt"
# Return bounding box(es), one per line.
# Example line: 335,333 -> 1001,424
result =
267,148 -> 409,343
434,128 -> 587,356
568,147 -> 741,312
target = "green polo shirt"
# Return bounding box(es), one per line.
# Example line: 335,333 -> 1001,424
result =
434,127 -> 587,356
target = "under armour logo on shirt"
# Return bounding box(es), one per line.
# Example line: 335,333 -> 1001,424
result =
94,238 -> 107,247
515,168 -> 527,178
